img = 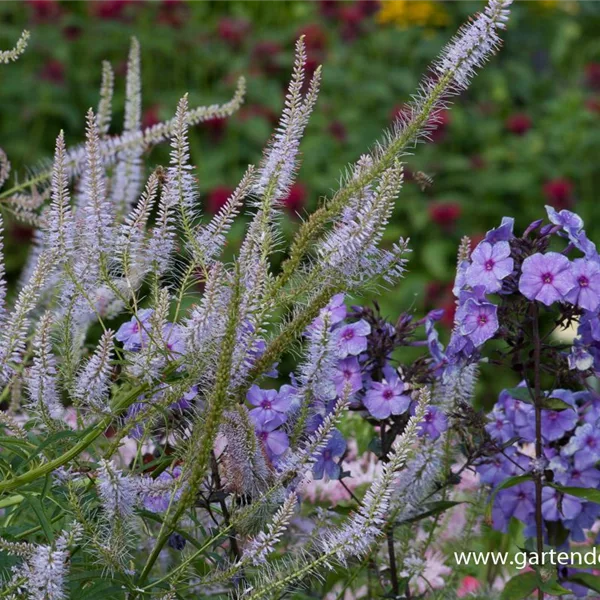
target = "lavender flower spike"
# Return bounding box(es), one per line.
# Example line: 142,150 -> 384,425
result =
73,329 -> 115,412
436,0 -> 512,89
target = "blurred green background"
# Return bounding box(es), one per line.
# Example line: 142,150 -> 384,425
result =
0,0 -> 599,342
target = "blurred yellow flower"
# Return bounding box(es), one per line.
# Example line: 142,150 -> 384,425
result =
377,1 -> 449,29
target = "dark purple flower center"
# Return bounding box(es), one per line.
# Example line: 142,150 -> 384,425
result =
477,314 -> 488,326
343,369 -> 352,379
586,436 -> 596,449
323,450 -> 332,460
517,492 -> 527,500
259,432 -> 268,441
342,329 -> 355,341
261,400 -> 272,410
383,389 -> 394,401
578,275 -> 589,288
424,411 -> 433,422
548,412 -> 558,421
484,259 -> 495,271
541,272 -> 554,284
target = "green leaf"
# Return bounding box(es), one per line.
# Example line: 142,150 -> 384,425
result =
505,387 -> 533,403
539,579 -> 571,596
500,572 -> 538,600
540,397 -> 573,411
550,485 -> 600,505
399,501 -> 463,524
568,573 -> 600,593
26,495 -> 54,541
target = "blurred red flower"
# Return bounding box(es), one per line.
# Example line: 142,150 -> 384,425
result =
543,177 -> 574,210
218,18 -> 251,47
357,0 -> 380,17
204,116 -> 227,142
585,63 -> 600,90
329,120 -> 347,143
39,59 -> 65,85
340,5 -> 365,41
428,201 -> 461,228
207,186 -> 233,214
252,41 -> 282,75
93,0 -> 135,20
284,183 -> 306,217
27,0 -> 62,21
318,0 -> 338,19
298,23 -> 328,53
142,104 -> 161,129
458,576 -> 481,597
505,112 -> 531,136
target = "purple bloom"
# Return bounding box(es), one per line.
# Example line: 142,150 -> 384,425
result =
540,407 -> 577,442
459,298 -> 499,346
564,258 -> 600,311
170,385 -> 197,412
465,241 -> 513,293
336,320 -> 370,358
546,206 -> 584,234
477,447 -> 528,487
256,419 -> 289,460
363,369 -> 411,420
562,423 -> 600,470
321,293 -> 347,325
143,467 -> 183,513
332,356 -> 363,396
247,385 -> 291,427
312,430 -> 346,480
115,308 -> 153,350
485,406 -> 515,444
541,486 -> 582,522
485,216 -> 514,244
497,481 -> 535,523
162,323 -> 186,358
518,252 -> 575,306
569,342 -> 594,372
417,405 -> 448,440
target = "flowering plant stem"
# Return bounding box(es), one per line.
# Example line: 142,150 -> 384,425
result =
531,302 -> 545,600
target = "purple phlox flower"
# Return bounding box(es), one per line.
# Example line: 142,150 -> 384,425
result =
363,368 -> 411,420
564,258 -> 600,311
519,252 -> 575,306
545,205 -> 598,260
501,388 -> 536,442
540,406 -> 577,442
170,385 -> 197,412
548,454 -> 571,486
465,241 -> 514,293
497,480 -> 535,523
569,341 -> 594,372
485,405 -> 515,444
477,446 -> 528,487
332,356 -> 363,396
541,486 -> 582,522
546,206 -> 584,234
566,503 -> 600,543
312,429 -> 346,480
336,319 -> 370,358
582,394 -> 600,425
453,257 -> 471,297
485,216 -> 514,244
321,293 -> 347,326
142,467 -> 183,513
562,423 -> 600,470
126,401 -> 148,440
115,308 -> 153,350
424,310 -> 446,365
458,297 -> 499,346
522,252 -> 575,301
579,311 -> 600,343
417,405 -> 448,440
248,385 -> 291,428
567,467 -> 600,489
162,323 -> 186,358
255,419 -> 289,460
